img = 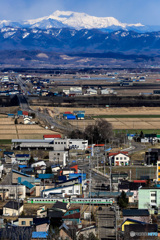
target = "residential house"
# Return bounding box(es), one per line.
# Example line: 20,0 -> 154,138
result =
43,134 -> 61,140
123,223 -> 158,240
31,232 -> 48,240
33,217 -> 50,232
42,184 -> 82,198
12,169 -> 31,184
0,185 -> 26,200
49,151 -> 69,166
108,152 -> 130,166
15,154 -> 30,165
119,181 -> 146,202
86,88 -> 97,95
122,209 -> 151,223
3,201 -> 24,216
76,225 -> 97,239
18,216 -> 33,227
63,209 -> 81,225
31,161 -> 46,168
59,223 -> 73,240
69,139 -> 88,150
53,201 -> 68,212
145,148 -> 160,165
157,160 -> 160,182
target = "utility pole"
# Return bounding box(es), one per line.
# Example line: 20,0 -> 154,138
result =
110,158 -> 112,192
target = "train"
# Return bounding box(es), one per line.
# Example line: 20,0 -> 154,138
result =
27,197 -> 114,205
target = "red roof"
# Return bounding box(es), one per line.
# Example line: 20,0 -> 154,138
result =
43,134 -> 61,139
108,151 -> 128,157
63,212 -> 80,219
133,180 -> 147,183
64,112 -> 72,114
23,111 -> 28,115
94,144 -> 105,147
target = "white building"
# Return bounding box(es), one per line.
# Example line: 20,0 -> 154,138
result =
101,88 -> 114,95
109,152 -> 130,166
69,139 -> 88,150
49,151 -> 68,166
42,184 -> 82,198
31,161 -> 46,168
86,88 -> 97,95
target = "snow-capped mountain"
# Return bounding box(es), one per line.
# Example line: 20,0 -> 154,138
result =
0,10 -> 144,31
0,26 -> 160,54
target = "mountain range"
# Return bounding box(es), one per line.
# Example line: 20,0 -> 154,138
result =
0,11 -> 160,57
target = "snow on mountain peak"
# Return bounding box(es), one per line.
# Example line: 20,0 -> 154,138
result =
0,10 -> 144,31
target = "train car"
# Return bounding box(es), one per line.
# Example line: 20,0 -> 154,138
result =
27,197 -> 114,205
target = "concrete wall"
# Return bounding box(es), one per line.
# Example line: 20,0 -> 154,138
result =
3,205 -> 23,216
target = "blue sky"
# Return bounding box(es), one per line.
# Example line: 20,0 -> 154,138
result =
0,0 -> 159,25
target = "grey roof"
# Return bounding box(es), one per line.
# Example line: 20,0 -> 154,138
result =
4,201 -> 23,210
12,139 -> 52,143
123,209 -> 149,216
53,201 -> 67,210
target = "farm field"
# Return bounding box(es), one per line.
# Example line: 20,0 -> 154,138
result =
32,106 -> 160,130
0,115 -> 61,139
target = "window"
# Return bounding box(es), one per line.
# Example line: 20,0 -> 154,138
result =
9,194 -> 15,197
30,221 -> 33,225
151,200 -> 156,203
120,157 -> 122,160
76,190 -> 79,193
116,157 -> 119,160
158,164 -> 160,166
158,170 -> 160,172
22,221 -> 26,226
55,142 -> 57,144
57,153 -> 60,156
124,157 -> 126,160
151,193 -> 156,196
58,142 -> 60,144
68,190 -> 72,193
61,142 -> 63,144
62,190 -> 65,193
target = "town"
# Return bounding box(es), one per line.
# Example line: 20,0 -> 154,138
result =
0,70 -> 160,240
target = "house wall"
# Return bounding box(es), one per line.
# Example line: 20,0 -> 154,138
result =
138,189 -> 160,210
35,185 -> 54,197
43,184 -> 82,197
19,217 -> 33,226
0,185 -> 26,200
36,223 -> 49,232
78,227 -> 96,239
49,151 -> 68,166
121,220 -> 138,232
123,216 -> 151,223
113,153 -> 130,166
3,205 -> 23,216
69,140 -> 88,150
59,229 -> 72,240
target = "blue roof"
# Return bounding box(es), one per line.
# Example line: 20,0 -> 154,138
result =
121,218 -> 147,226
4,151 -> 14,155
19,165 -> 27,168
21,181 -> 35,189
32,232 -> 48,239
38,174 -> 54,179
16,154 -> 30,158
12,169 -> 30,178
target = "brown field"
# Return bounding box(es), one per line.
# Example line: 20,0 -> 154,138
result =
0,117 -> 61,139
32,106 -> 160,116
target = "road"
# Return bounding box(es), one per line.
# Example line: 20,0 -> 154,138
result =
16,75 -> 72,131
98,206 -> 116,240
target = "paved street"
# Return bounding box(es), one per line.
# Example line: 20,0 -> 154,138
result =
98,206 -> 116,240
